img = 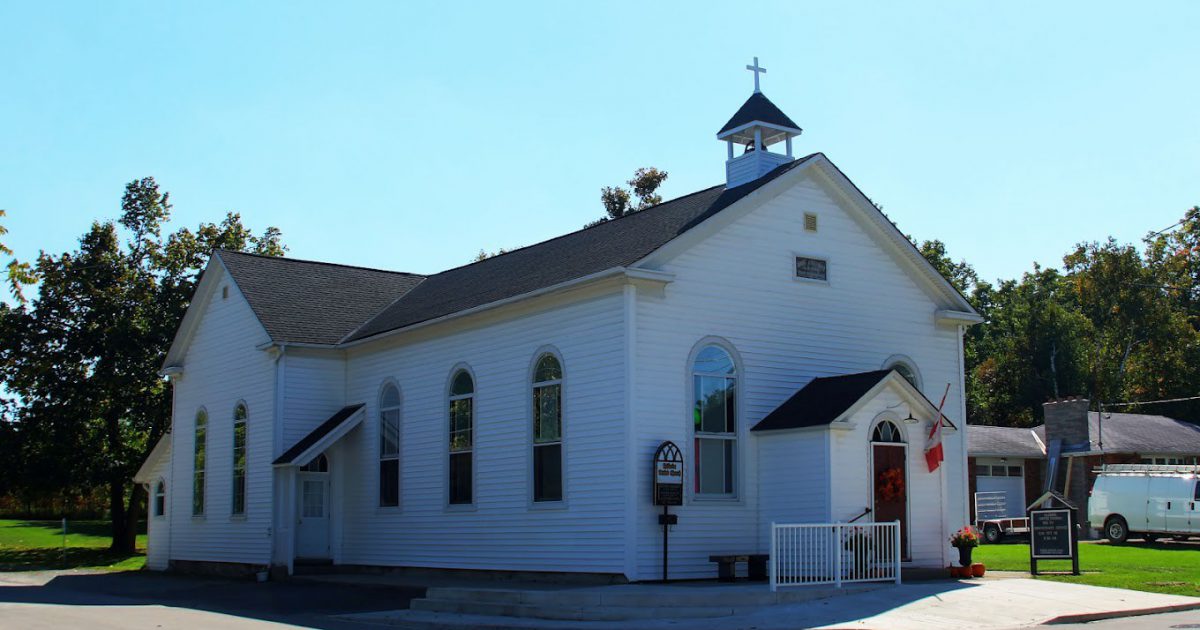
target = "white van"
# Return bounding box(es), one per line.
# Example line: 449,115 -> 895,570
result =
1088,464 -> 1199,542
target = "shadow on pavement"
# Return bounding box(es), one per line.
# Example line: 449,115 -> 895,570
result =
0,570 -> 423,629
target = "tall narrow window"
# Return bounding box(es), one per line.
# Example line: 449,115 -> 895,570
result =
153,480 -> 166,517
379,383 -> 401,507
193,409 -> 207,516
448,370 -> 474,505
231,403 -> 248,515
532,354 -> 563,502
692,345 -> 737,496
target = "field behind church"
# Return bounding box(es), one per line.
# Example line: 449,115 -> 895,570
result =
975,541 -> 1200,597
0,519 -> 146,572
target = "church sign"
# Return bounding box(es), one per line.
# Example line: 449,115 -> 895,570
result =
1028,506 -> 1080,575
653,441 -> 684,506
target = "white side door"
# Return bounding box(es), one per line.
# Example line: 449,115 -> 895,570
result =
296,472 -> 330,559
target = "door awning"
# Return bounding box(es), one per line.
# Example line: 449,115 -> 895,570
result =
273,404 -> 366,467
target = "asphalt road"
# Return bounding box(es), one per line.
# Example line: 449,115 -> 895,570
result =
0,569 -> 422,629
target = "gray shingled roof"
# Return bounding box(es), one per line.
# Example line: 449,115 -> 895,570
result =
968,425 -> 1044,458
344,154 -> 820,342
752,371 -> 891,432
718,92 -> 802,136
218,251 -> 425,345
1033,412 -> 1200,456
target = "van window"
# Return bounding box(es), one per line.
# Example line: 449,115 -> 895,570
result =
1194,480 -> 1199,501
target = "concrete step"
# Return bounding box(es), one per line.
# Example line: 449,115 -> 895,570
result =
411,597 -> 737,621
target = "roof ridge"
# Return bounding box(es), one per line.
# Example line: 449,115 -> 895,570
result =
217,249 -> 426,278
421,182 -> 729,278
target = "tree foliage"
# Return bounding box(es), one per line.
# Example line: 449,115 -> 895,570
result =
592,167 -> 669,226
0,177 -> 285,548
0,209 -> 38,304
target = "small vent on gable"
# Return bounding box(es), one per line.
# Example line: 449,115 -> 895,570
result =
222,286 -> 229,300
804,213 -> 818,232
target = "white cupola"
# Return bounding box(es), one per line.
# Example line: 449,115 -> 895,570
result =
718,57 -> 803,188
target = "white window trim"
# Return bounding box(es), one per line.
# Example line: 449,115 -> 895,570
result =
881,354 -> 923,391
529,347 -> 567,509
153,478 -> 166,519
791,251 -> 831,285
231,402 -> 248,518
192,407 -> 208,518
687,337 -> 744,504
445,364 -> 477,511
377,380 -> 402,510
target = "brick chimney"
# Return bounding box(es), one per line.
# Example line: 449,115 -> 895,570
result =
1042,397 -> 1092,529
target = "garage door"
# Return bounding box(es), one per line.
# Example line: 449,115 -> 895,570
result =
977,475 -> 1025,518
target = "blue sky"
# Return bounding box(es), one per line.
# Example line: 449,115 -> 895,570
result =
2,1 -> 1197,298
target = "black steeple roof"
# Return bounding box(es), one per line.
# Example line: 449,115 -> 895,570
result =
718,92 -> 802,137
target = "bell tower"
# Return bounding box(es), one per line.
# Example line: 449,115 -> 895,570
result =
717,57 -> 803,188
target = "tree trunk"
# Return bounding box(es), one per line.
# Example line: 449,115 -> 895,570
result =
120,484 -> 144,553
105,407 -> 135,553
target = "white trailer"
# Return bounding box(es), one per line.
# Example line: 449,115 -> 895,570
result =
974,491 -> 1030,543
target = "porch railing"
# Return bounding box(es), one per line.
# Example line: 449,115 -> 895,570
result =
769,521 -> 902,591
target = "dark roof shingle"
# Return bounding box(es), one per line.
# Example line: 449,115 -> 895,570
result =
218,251 -> 425,345
751,370 -> 892,432
718,92 -> 802,136
1032,413 -> 1200,456
967,425 -> 1044,458
345,154 -> 819,342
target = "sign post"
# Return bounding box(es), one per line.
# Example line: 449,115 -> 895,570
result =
653,441 -> 683,583
1029,507 -> 1080,576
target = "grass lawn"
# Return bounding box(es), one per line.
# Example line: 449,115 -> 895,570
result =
0,519 -> 146,572
974,540 -> 1200,597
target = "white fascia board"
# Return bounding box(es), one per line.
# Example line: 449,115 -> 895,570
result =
336,267 -> 673,349
717,121 -> 802,141
632,158 -> 816,270
273,406 -> 365,468
936,309 -> 985,326
133,434 -> 171,484
810,160 -> 980,317
160,253 -> 276,375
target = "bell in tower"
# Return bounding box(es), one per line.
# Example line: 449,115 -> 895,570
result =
717,57 -> 803,188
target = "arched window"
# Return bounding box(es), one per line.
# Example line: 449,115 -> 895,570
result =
532,353 -> 563,502
302,453 -> 329,473
232,403 -> 248,516
153,480 -> 166,518
692,344 -> 737,496
884,357 -> 921,390
448,369 -> 474,505
379,383 -> 401,507
872,420 -> 905,443
193,409 -> 207,516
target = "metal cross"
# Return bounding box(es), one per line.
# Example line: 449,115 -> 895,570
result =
746,56 -> 766,93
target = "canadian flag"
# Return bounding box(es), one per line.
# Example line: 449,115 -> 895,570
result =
925,383 -> 952,472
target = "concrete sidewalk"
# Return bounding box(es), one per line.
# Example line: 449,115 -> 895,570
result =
342,579 -> 1200,629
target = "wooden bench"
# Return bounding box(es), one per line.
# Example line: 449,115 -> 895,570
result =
708,554 -> 769,582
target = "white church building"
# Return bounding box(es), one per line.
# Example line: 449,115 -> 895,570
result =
134,61 -> 981,582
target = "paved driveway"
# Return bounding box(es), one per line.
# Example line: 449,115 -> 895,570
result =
0,569 -> 421,629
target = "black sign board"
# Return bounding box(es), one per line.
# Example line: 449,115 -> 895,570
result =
1030,509 -> 1072,558
653,441 -> 684,506
1028,505 -> 1080,576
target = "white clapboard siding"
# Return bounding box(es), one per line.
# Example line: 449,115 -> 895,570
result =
281,351 -> 347,455
334,288 -> 629,574
167,270 -> 275,565
631,173 -> 967,579
143,452 -> 171,571
756,430 -> 831,540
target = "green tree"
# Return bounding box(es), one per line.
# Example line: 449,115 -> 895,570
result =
0,209 -> 38,304
0,177 -> 285,550
593,167 -> 669,226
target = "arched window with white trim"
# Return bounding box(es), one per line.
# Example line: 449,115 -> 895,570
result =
883,356 -> 922,391
379,383 -> 401,507
448,369 -> 474,505
231,403 -> 248,515
692,344 -> 738,497
193,409 -> 207,516
532,353 -> 563,503
872,419 -> 905,443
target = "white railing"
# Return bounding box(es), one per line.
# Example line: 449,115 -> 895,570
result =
770,522 -> 902,591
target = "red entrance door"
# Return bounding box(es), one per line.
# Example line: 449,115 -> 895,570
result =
872,444 -> 909,560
